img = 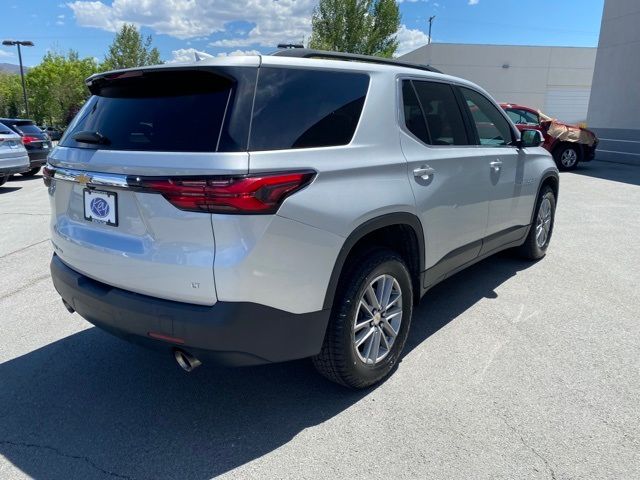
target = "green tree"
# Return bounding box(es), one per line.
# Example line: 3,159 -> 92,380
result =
309,0 -> 401,57
102,23 -> 162,70
25,50 -> 99,126
0,73 -> 24,117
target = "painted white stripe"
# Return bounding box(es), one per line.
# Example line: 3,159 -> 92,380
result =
599,138 -> 640,144
597,149 -> 640,156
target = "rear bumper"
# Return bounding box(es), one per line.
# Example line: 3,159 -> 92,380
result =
0,164 -> 30,176
50,255 -> 330,366
27,150 -> 49,166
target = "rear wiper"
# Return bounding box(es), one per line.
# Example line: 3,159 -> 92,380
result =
71,130 -> 111,145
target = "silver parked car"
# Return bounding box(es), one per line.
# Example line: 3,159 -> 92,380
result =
0,122 -> 30,186
45,50 -> 558,388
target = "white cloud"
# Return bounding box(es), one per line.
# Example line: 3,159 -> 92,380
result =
395,24 -> 429,57
468,0 -> 479,5
68,0 -> 314,48
0,49 -> 15,58
216,49 -> 260,57
169,47 -> 260,63
168,48 -> 214,63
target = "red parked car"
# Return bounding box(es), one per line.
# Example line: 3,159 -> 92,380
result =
500,103 -> 598,171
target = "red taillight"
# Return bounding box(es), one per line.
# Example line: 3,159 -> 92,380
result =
21,135 -> 39,144
42,166 -> 54,186
132,171 -> 315,214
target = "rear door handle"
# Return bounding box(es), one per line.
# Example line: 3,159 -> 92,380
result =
490,160 -> 503,171
413,165 -> 435,179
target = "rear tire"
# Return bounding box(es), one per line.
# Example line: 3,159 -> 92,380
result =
21,167 -> 41,177
518,186 -> 556,260
312,248 -> 413,389
553,143 -> 581,171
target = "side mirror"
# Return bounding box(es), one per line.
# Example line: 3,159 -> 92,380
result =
519,129 -> 544,148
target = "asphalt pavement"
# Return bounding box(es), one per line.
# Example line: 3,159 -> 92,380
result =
1,161 -> 639,479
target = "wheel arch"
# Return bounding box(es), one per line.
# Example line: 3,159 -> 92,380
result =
531,171 -> 559,224
322,213 -> 425,310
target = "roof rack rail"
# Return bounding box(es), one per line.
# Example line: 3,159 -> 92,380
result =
271,48 -> 442,74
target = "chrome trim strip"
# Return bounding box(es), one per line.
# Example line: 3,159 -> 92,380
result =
47,164 -> 130,189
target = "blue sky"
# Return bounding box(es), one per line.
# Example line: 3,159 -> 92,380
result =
0,0 -> 605,67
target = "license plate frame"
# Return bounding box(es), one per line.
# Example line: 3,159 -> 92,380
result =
83,188 -> 118,227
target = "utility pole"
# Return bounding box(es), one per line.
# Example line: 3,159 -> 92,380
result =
2,40 -> 34,117
427,16 -> 436,44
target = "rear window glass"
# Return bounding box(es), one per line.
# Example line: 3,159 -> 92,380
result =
15,123 -> 42,135
62,69 -> 247,152
249,68 -> 369,151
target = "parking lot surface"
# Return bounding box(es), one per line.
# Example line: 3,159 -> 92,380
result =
1,161 -> 639,479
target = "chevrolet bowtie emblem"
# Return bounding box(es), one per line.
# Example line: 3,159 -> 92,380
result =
76,174 -> 92,185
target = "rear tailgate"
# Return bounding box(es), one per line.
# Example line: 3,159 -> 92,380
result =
47,64 -> 257,305
14,122 -> 52,153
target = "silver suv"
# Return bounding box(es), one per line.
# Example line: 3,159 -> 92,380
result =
46,50 -> 558,388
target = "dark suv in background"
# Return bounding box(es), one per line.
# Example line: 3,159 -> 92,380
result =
0,118 -> 52,176
39,125 -> 64,141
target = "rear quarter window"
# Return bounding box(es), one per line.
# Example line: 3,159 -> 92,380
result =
249,68 -> 370,151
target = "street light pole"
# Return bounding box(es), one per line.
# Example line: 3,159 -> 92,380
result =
428,16 -> 436,45
16,43 -> 29,117
2,40 -> 34,117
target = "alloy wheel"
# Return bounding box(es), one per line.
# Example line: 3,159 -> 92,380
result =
535,197 -> 552,248
353,274 -> 403,365
561,148 -> 578,167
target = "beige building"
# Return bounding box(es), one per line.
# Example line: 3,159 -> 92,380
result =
400,43 -> 596,124
587,0 -> 640,165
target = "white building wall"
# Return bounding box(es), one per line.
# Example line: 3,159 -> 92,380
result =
400,43 -> 596,124
587,0 -> 640,165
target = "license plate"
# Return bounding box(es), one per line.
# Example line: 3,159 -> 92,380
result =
42,144 -> 49,149
83,189 -> 118,226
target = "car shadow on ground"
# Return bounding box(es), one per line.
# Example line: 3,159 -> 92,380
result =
0,254 -> 532,480
0,186 -> 22,194
8,174 -> 43,182
571,160 -> 640,187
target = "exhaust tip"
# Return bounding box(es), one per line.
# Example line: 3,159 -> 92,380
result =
174,349 -> 202,372
62,299 -> 75,314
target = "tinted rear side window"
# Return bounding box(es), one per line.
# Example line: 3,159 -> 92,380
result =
62,69 -> 255,152
412,81 -> 468,145
249,68 -> 369,151
402,80 -> 429,144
